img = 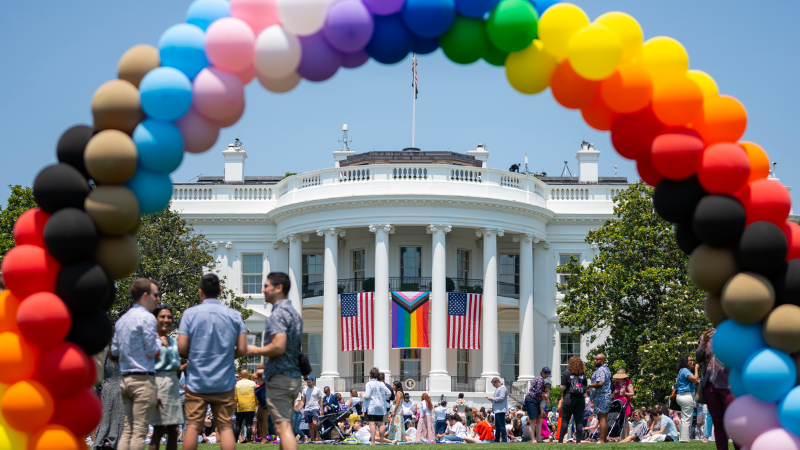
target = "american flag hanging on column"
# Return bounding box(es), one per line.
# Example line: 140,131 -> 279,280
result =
340,292 -> 374,351
412,53 -> 418,99
447,293 -> 482,349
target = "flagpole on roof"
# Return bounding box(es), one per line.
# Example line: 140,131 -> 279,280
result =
411,53 -> 417,148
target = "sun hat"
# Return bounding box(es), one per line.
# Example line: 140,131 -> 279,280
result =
612,369 -> 629,380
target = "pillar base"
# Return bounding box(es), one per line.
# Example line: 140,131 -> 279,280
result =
428,375 -> 451,392
317,376 -> 337,392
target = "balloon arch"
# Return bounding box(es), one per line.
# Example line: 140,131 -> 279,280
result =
1,0 -> 800,448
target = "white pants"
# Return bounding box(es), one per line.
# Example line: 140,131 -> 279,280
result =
676,393 -> 694,443
642,434 -> 667,442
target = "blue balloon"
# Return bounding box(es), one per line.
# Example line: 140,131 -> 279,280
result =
365,14 -> 413,64
125,168 -> 174,215
712,319 -> 767,370
531,0 -> 560,16
139,67 -> 193,121
455,0 -> 500,18
779,386 -> 800,437
159,23 -> 209,80
742,348 -> 797,403
186,0 -> 230,31
401,0 -> 456,38
412,34 -> 440,54
132,120 -> 184,173
729,368 -> 748,398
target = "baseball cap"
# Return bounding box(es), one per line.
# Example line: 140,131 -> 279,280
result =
542,366 -> 552,374
306,375 -> 315,381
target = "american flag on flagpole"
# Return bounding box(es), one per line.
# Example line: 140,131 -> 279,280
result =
447,293 -> 482,349
411,53 -> 418,99
341,292 -> 374,351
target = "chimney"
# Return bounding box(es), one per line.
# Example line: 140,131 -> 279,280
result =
466,143 -> 490,168
222,140 -> 247,183
576,140 -> 599,183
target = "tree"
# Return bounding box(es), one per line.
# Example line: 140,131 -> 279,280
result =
0,185 -> 37,263
556,181 -> 706,406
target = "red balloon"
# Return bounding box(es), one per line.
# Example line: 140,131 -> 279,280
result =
0,245 -> 60,299
50,386 -> 102,436
738,178 -> 792,226
16,292 -> 71,348
784,221 -> 800,261
84,352 -> 98,388
650,128 -> 704,180
636,152 -> 663,186
36,342 -> 90,396
697,142 -> 750,195
12,208 -> 50,248
611,107 -> 665,160
550,61 -> 600,109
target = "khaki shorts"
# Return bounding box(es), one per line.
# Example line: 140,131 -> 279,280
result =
264,373 -> 303,424
185,389 -> 236,428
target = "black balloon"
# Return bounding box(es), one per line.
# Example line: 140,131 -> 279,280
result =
56,125 -> 94,178
102,282 -> 117,311
33,163 -> 90,214
653,176 -> 707,224
43,208 -> 98,264
771,259 -> 800,307
736,221 -> 788,275
66,309 -> 113,355
692,195 -> 746,247
676,222 -> 702,255
56,262 -> 111,313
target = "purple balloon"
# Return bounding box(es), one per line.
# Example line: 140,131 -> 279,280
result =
297,32 -> 343,82
323,0 -> 374,53
362,0 -> 405,15
342,50 -> 370,68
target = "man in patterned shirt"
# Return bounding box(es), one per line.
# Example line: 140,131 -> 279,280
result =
589,354 -> 612,443
524,366 -> 551,443
248,272 -> 303,450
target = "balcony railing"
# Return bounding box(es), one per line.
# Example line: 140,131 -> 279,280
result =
498,281 -> 519,299
302,281 -> 324,298
453,278 -> 483,294
389,277 -> 432,292
451,376 -> 485,393
304,278 -> 520,298
397,375 -> 429,392
334,375 -> 368,393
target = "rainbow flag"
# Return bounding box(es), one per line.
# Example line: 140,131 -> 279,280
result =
391,292 -> 430,348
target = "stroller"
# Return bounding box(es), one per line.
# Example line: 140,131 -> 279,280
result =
589,399 -> 628,441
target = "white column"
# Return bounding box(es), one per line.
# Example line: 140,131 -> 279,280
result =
428,224 -> 452,391
284,233 -> 308,315
319,227 -> 344,383
515,233 -> 535,382
370,224 -> 394,377
478,228 -> 503,388
533,242 -> 551,374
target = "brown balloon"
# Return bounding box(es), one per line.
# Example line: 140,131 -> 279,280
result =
85,186 -> 140,235
762,304 -> 800,353
721,272 -> 775,324
94,234 -> 139,280
127,215 -> 142,236
117,44 -> 160,88
688,245 -> 739,294
705,293 -> 727,327
85,130 -> 138,184
91,79 -> 143,134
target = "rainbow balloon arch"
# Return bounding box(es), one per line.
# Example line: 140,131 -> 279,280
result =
1,0 -> 800,448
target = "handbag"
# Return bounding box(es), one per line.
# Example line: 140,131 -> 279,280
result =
669,387 -> 680,411
695,383 -> 705,404
299,353 -> 312,377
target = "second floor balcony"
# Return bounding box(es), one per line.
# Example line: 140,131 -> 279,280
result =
301,277 -> 520,299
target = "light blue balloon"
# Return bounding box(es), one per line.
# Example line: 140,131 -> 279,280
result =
712,319 -> 766,370
159,23 -> 209,80
779,386 -> 800,437
531,0 -> 560,16
729,368 -> 748,398
401,0 -> 456,38
132,120 -> 184,173
455,0 -> 500,18
139,67 -> 193,121
742,348 -> 797,403
125,168 -> 174,215
186,0 -> 230,31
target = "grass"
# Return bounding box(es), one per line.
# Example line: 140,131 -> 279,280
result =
179,443 -> 734,449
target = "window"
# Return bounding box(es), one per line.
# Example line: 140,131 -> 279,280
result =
242,254 -> 263,294
499,254 -> 520,296
499,333 -> 519,383
457,250 -> 470,281
456,349 -> 470,382
560,333 -> 581,375
245,333 -> 262,373
353,249 -> 366,281
400,247 -> 422,279
352,350 -> 365,383
302,254 -> 323,296
400,349 -> 422,385
558,254 -> 580,294
302,333 -> 322,379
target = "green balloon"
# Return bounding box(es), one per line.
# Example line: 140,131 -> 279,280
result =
440,15 -> 489,65
486,0 -> 539,53
483,42 -> 508,66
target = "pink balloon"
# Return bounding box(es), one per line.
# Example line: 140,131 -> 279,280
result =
234,64 -> 256,85
175,107 -> 220,154
193,67 -> 245,123
362,0 -> 405,15
217,100 -> 245,128
751,428 -> 800,450
205,17 -> 256,72
231,0 -> 280,34
724,395 -> 781,447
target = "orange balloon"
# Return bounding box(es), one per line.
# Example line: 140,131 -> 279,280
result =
600,62 -> 652,113
651,76 -> 704,126
739,141 -> 770,182
0,332 -> 36,384
0,380 -> 54,432
28,425 -> 81,450
581,96 -> 618,131
550,61 -> 600,109
692,95 -> 747,145
0,290 -> 20,334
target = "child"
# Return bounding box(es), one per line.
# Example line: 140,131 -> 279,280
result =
536,380 -> 552,442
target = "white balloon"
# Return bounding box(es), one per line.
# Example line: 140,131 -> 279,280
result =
257,72 -> 302,93
254,25 -> 303,81
278,0 -> 333,36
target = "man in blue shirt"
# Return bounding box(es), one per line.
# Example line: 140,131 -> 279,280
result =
178,274 -> 248,450
487,377 -> 508,442
525,366 -> 551,443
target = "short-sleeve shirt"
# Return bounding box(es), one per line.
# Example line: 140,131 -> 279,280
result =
659,414 -> 678,441
302,386 -> 322,411
235,379 -> 258,412
434,405 -> 448,420
178,298 -> 246,394
590,365 -> 612,396
527,375 -> 546,401
676,368 -> 696,395
262,299 -> 303,381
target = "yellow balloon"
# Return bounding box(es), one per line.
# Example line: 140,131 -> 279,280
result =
0,389 -> 27,450
641,36 -> 689,84
687,69 -> 719,99
594,11 -> 642,63
537,3 -> 589,61
567,24 -> 623,81
505,40 -> 557,95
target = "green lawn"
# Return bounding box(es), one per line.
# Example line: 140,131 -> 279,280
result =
180,443 -> 734,449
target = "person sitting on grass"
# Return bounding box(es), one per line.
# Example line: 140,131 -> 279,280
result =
621,410 -> 650,443
640,405 -> 678,443
438,414 -> 468,442
585,411 -> 599,441
472,412 -> 495,443
200,416 -> 217,444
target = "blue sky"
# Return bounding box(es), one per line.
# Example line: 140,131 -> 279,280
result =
2,1 -> 799,205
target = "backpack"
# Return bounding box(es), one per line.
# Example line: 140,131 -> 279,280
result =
569,375 -> 587,396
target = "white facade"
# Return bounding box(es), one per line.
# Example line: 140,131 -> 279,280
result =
171,140 -> 628,405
